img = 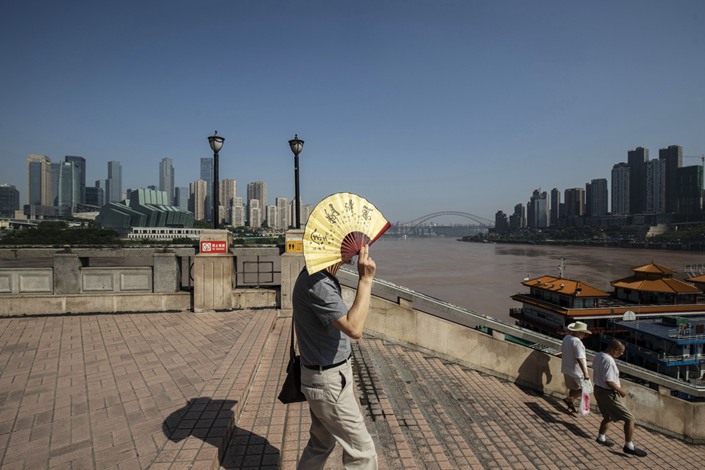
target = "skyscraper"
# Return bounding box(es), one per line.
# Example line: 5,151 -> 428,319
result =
563,188 -> 585,218
550,188 -> 560,224
676,165 -> 703,214
627,146 -> 648,214
106,161 -> 122,202
200,157 -> 213,221
659,145 -> 682,214
189,179 -> 208,221
231,196 -> 245,227
247,181 -> 267,214
64,156 -> 86,205
27,154 -> 52,207
0,184 -> 20,218
159,157 -> 175,205
527,189 -> 548,228
586,178 -> 608,217
276,197 -> 290,229
645,159 -> 666,214
174,186 -> 189,210
611,163 -> 630,216
53,161 -> 81,215
248,198 -> 262,227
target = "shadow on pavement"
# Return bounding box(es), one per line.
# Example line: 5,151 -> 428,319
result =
162,397 -> 280,469
525,401 -> 592,439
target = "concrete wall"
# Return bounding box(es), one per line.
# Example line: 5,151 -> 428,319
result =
343,284 -> 705,444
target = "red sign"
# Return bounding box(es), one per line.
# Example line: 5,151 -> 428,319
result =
199,240 -> 228,254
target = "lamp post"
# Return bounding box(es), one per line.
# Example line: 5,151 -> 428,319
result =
288,134 -> 304,229
208,131 -> 225,229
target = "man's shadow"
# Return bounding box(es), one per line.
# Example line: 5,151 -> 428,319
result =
515,350 -> 553,394
162,397 -> 280,469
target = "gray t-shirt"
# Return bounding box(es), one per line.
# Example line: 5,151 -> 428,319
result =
292,269 -> 351,366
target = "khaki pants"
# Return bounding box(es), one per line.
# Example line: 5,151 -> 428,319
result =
298,359 -> 378,470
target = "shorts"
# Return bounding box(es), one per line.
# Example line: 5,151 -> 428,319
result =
564,374 -> 582,391
594,386 -> 635,423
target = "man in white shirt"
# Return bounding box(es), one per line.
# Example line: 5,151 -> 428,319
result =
593,339 -> 648,457
560,321 -> 591,413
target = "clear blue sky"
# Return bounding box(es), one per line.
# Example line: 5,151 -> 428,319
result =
1,0 -> 704,223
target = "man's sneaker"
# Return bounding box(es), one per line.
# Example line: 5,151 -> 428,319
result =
595,438 -> 614,447
623,446 -> 647,457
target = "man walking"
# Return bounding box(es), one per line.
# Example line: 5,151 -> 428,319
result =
593,339 -> 648,457
560,321 -> 591,412
293,245 -> 378,469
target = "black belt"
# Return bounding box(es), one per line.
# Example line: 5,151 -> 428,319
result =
303,355 -> 351,371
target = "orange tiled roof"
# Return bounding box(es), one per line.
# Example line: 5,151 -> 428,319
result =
688,274 -> 705,283
521,275 -> 609,297
631,262 -> 676,274
611,277 -> 701,294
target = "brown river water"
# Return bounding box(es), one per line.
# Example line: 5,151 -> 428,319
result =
370,237 -> 705,324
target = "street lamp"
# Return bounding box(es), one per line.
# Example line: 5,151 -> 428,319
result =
288,134 -> 304,228
208,131 -> 225,229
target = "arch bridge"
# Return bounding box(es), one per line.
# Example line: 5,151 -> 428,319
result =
393,211 -> 494,235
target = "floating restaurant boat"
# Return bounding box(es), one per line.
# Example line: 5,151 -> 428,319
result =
510,262 -> 705,384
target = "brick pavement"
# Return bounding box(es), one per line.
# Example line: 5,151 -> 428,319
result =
1,312 -> 704,469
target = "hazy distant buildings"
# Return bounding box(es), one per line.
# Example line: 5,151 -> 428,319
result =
677,165 -> 703,214
550,188 -> 560,225
660,145 -> 682,214
106,161 -> 123,203
159,157 -> 175,205
200,158 -> 213,221
494,210 -> 509,234
276,197 -> 290,230
509,204 -> 526,231
85,185 -> 104,209
527,189 -> 548,228
189,179 -> 208,221
563,188 -> 585,218
611,163 -> 630,215
645,158 -> 666,214
52,161 -> 81,215
220,178 -> 237,225
231,196 -> 245,227
248,198 -> 262,227
586,178 -> 608,217
65,156 -> 86,205
0,184 -> 20,218
174,186 -> 189,211
628,146 -> 648,214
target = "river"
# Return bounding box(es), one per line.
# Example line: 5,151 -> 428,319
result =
370,237 -> 705,324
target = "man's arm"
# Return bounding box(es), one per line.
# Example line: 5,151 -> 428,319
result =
606,380 -> 626,397
334,245 -> 376,340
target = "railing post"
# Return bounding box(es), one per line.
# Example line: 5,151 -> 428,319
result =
54,252 -> 81,294
153,252 -> 179,293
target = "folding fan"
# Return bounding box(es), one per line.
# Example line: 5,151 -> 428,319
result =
303,192 -> 391,274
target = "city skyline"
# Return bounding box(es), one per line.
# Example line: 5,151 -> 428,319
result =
1,1 -> 704,223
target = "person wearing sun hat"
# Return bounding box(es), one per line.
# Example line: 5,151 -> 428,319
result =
560,321 -> 591,413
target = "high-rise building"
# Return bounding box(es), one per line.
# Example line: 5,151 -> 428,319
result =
27,154 -> 52,207
174,186 -> 189,211
231,196 -> 245,227
64,156 -> 86,205
159,157 -> 175,205
200,158 -> 213,221
276,197 -> 290,230
586,178 -> 608,217
248,198 -> 262,227
676,165 -> 703,214
611,163 -> 630,215
627,146 -> 648,214
563,188 -> 585,218
247,181 -> 267,218
0,184 -> 20,218
220,178 -> 237,225
266,205 -> 278,229
659,145 -> 682,214
189,179 -> 208,221
550,188 -> 561,224
494,211 -> 510,234
509,203 -> 526,231
52,161 -> 81,215
85,186 -> 104,209
527,189 -> 548,228
106,161 -> 122,202
645,159 -> 666,214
